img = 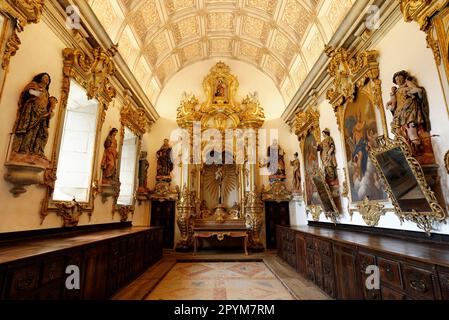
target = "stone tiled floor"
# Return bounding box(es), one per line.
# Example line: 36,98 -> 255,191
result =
112,250 -> 330,300
146,262 -> 295,300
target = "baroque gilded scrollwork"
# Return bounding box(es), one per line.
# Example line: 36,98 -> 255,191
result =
244,190 -> 264,251
398,0 -> 449,116
354,196 -> 386,227
261,182 -> 292,202
369,136 -> 447,235
0,0 -> 45,71
445,150 -> 449,174
55,199 -> 89,228
326,48 -> 387,133
176,186 -> 195,250
112,94 -> 147,217
307,205 -> 321,222
40,46 -> 118,225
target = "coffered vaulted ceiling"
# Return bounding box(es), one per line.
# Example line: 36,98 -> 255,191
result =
88,0 -> 355,109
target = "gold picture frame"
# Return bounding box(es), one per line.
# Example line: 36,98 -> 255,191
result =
326,48 -> 389,206
369,136 -> 447,235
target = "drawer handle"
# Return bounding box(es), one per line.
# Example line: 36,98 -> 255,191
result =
385,264 -> 394,281
410,279 -> 428,293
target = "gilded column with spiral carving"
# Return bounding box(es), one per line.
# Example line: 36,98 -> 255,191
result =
244,189 -> 264,251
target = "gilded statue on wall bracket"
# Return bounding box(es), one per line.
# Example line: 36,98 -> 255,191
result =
4,72 -> 57,197
387,70 -> 436,165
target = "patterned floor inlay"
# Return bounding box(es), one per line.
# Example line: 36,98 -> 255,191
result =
145,262 -> 295,300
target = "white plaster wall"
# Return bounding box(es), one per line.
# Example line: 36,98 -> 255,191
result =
156,58 -> 285,120
299,20 -> 449,235
0,22 -> 149,232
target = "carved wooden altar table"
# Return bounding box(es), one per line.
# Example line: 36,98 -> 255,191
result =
193,219 -> 248,255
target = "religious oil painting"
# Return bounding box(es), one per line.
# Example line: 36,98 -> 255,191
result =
304,133 -> 321,206
344,92 -> 388,203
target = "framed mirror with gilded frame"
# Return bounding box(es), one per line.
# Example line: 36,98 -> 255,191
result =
39,47 -> 117,227
311,169 -> 340,224
112,100 -> 146,222
369,136 -> 447,235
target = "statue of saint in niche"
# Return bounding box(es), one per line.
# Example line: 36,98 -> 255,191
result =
11,73 -> 58,161
267,139 -> 286,182
387,70 -> 435,164
317,128 -> 338,185
290,152 -> 302,192
137,151 -> 149,193
156,138 -> 174,181
101,128 -> 119,183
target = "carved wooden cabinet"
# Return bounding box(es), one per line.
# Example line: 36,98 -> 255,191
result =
0,226 -> 163,300
279,228 -> 296,270
277,225 -> 449,300
302,235 -> 336,298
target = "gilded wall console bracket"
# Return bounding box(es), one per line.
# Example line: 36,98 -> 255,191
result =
261,181 -> 292,203
307,205 -> 321,222
353,196 -> 386,227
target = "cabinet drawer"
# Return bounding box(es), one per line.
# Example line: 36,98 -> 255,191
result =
439,273 -> 449,300
381,286 -> 406,300
378,257 -> 402,289
42,257 -> 64,285
317,239 -> 332,258
305,237 -> 315,251
7,263 -> 40,299
402,265 -> 437,300
358,252 -> 376,274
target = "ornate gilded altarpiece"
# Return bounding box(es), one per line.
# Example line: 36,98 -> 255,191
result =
175,62 -> 265,251
40,46 -> 117,227
326,47 -> 390,226
0,0 -> 45,99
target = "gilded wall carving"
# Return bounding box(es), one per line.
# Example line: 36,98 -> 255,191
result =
326,48 -> 389,207
398,0 -> 449,116
0,0 -> 45,71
